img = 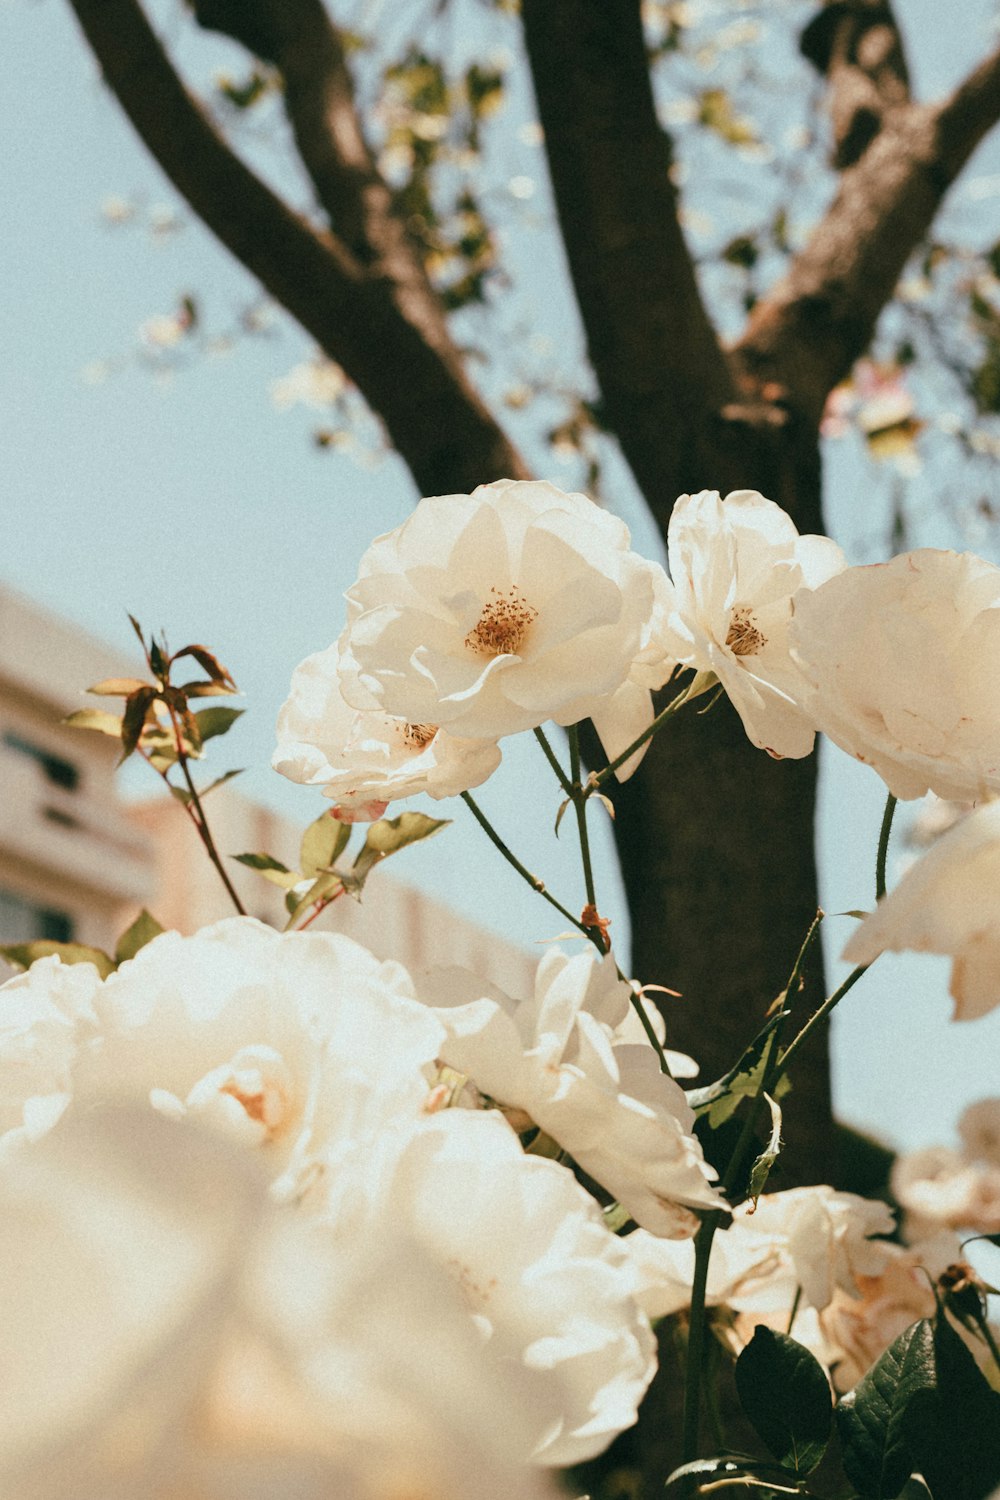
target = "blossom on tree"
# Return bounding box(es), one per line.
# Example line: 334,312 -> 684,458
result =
791,549 -> 1000,802
651,489 -> 845,758
417,947 -> 724,1237
337,479 -> 667,772
843,799 -> 1000,1020
273,640 -> 502,818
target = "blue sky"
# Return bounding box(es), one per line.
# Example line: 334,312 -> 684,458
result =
4,0 -> 1000,1154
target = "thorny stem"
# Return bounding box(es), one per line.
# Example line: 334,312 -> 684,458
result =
164,702 -> 247,916
778,963 -> 869,1073
876,792 -> 898,902
588,672 -> 707,792
296,884 -> 346,931
568,724 -> 599,911
683,915 -> 823,1463
532,726 -> 573,796
460,792 -> 595,946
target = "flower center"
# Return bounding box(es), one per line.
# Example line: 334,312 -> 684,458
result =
726,607 -> 767,657
464,585 -> 537,658
401,721 -> 438,750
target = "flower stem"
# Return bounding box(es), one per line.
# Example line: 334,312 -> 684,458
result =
568,725 -> 598,910
532,726 -> 573,796
977,1313 -> 1000,1378
460,792 -> 597,947
588,687 -> 690,792
876,792 -> 898,902
778,963 -> 869,1073
683,1216 -> 718,1462
165,705 -> 248,917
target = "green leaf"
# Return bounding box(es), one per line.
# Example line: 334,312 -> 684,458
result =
193,706 -> 244,742
87,677 -> 151,696
350,812 -> 450,891
299,811 -> 351,879
688,1012 -> 789,1127
114,909 -> 165,964
0,940 -> 116,980
232,852 -> 301,890
746,1091 -> 782,1206
900,1313 -> 1000,1500
283,871 -> 342,930
120,686 -> 158,762
735,1327 -> 832,1474
63,708 -> 124,737
837,1318 -> 936,1500
171,644 -> 237,690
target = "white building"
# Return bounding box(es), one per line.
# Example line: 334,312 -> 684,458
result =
0,585 -> 535,995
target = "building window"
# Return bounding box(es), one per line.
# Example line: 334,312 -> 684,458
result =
3,732 -> 80,791
0,887 -> 74,944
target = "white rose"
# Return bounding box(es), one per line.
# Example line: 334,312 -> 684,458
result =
843,800 -> 1000,1021
652,488 -> 845,758
0,1107 -> 561,1500
343,1109 -> 656,1467
273,641 -> 502,818
892,1145 -> 1000,1235
959,1097 -> 1000,1166
14,919 -> 445,1203
791,548 -> 1000,801
738,1186 -> 895,1312
418,948 -> 723,1237
0,957 -> 102,1159
338,479 -> 666,772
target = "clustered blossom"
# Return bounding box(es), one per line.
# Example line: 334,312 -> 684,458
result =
891,1098 -> 1000,1238
0,922 -> 657,1479
417,948 -> 724,1237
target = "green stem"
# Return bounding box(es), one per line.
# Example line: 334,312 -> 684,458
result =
588,673 -> 707,792
778,964 -> 869,1073
460,792 -> 598,949
976,1312 -> 1000,1377
785,1285 -> 803,1336
776,909 -> 824,1014
876,792 -> 898,902
568,725 -> 598,911
532,726 -> 573,796
628,989 -> 674,1077
161,708 -> 247,917
683,1216 -> 718,1462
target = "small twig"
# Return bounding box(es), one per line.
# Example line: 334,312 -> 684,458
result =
164,702 -> 247,916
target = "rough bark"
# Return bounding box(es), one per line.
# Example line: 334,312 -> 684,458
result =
801,0 -> 910,167
521,0 -> 735,534
66,0 -> 528,496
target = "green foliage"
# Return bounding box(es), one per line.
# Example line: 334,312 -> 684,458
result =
232,852 -> 302,890
348,811 -> 451,889
734,1327 -> 832,1475
746,1091 -> 782,1206
688,1012 -> 789,1127
900,1314 -> 1000,1500
114,908 -> 165,965
299,810 -> 351,879
837,1318 -> 937,1500
0,940 -> 116,979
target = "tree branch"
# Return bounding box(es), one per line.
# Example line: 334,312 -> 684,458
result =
801,0 -> 910,168
521,0 -> 734,530
66,0 -> 528,495
735,40 -> 1000,425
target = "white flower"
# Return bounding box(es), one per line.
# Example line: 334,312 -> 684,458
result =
745,1186 -> 895,1312
0,1107 -> 561,1500
418,947 -> 724,1236
790,548 -> 1000,801
625,1186 -> 896,1328
273,641 -> 502,818
652,489 -> 845,758
2,919 -> 445,1202
338,479 -> 666,770
891,1145 -> 1000,1235
0,957 -> 102,1160
959,1098 -> 1000,1166
843,800 -> 1000,1021
345,1109 -> 656,1467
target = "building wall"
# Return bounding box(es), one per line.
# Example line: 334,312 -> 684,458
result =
0,585 -> 537,998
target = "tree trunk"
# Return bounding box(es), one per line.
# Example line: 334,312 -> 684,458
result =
609,413 -> 835,1188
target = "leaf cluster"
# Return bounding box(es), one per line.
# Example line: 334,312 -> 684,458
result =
234,809 -> 449,931
668,1311 -> 1000,1500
